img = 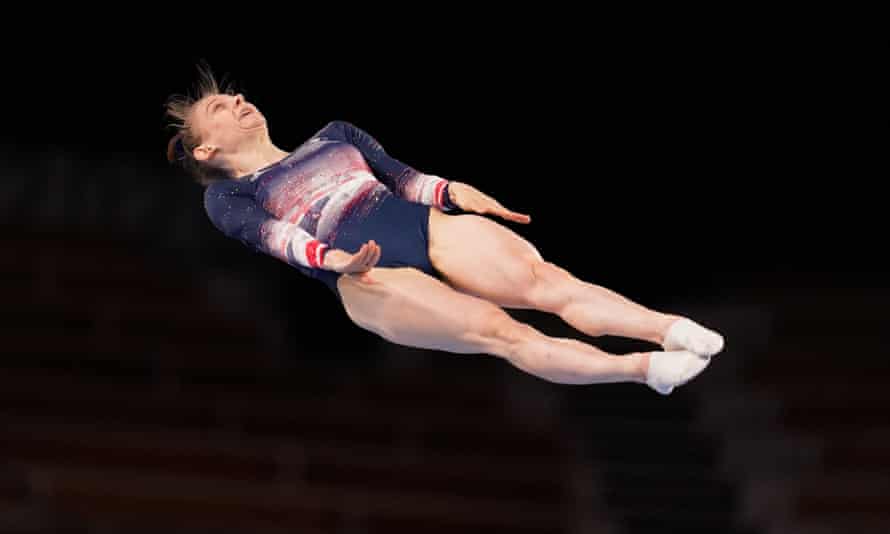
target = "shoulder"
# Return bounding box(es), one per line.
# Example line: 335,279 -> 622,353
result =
203,179 -> 257,227
203,179 -> 236,212
310,119 -> 358,141
321,119 -> 353,130
203,179 -> 255,203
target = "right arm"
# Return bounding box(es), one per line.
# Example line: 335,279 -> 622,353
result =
203,182 -> 379,273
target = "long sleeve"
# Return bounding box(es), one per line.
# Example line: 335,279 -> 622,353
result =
204,181 -> 330,270
311,120 -> 459,211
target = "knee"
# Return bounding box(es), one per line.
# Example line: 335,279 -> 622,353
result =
470,305 -> 537,354
522,260 -> 576,312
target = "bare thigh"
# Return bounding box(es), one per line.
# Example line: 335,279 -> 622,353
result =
336,266 -> 511,355
427,209 -> 544,308
335,265 -> 648,385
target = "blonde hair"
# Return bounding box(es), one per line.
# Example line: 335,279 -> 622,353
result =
164,61 -> 237,186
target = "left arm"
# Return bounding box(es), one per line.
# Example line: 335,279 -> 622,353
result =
312,120 -> 530,223
312,120 -> 456,211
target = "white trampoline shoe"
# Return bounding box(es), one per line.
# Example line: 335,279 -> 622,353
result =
645,350 -> 712,395
662,318 -> 725,358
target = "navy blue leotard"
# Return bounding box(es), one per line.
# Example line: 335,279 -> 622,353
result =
203,120 -> 459,300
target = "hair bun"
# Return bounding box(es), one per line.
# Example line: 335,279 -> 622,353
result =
166,133 -> 186,163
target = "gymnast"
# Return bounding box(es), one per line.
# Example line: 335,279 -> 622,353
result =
164,68 -> 724,395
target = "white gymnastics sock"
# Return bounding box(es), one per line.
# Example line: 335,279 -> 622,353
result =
662,318 -> 725,357
645,350 -> 711,395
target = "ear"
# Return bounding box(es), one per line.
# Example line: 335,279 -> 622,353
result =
193,144 -> 217,162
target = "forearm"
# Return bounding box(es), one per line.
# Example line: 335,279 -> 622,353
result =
261,220 -> 329,269
405,173 -> 459,211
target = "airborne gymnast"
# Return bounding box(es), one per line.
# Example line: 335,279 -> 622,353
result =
165,67 -> 724,395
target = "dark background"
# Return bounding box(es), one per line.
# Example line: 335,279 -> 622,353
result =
3,25 -> 882,298
0,18 -> 884,534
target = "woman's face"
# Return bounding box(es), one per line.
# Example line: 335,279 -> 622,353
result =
190,93 -> 267,160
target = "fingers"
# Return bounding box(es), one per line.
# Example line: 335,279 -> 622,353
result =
366,240 -> 381,267
347,240 -> 380,272
480,196 -> 530,223
503,210 -> 531,224
350,243 -> 372,269
485,203 -> 531,224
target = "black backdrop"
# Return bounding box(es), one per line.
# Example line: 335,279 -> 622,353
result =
2,23 -> 882,305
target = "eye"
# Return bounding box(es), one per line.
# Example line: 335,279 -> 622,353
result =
213,103 -> 224,113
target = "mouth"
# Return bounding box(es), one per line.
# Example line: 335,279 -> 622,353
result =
239,108 -> 253,119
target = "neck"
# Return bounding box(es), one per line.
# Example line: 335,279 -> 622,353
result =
230,139 -> 292,179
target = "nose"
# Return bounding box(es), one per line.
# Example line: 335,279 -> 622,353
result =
234,94 -> 243,108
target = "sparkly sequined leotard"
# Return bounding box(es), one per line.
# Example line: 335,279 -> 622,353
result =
203,120 -> 459,298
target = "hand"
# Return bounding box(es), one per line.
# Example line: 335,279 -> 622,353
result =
447,181 -> 531,224
322,240 -> 381,274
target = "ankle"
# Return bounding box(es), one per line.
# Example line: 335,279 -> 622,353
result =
655,314 -> 684,346
632,352 -> 651,383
